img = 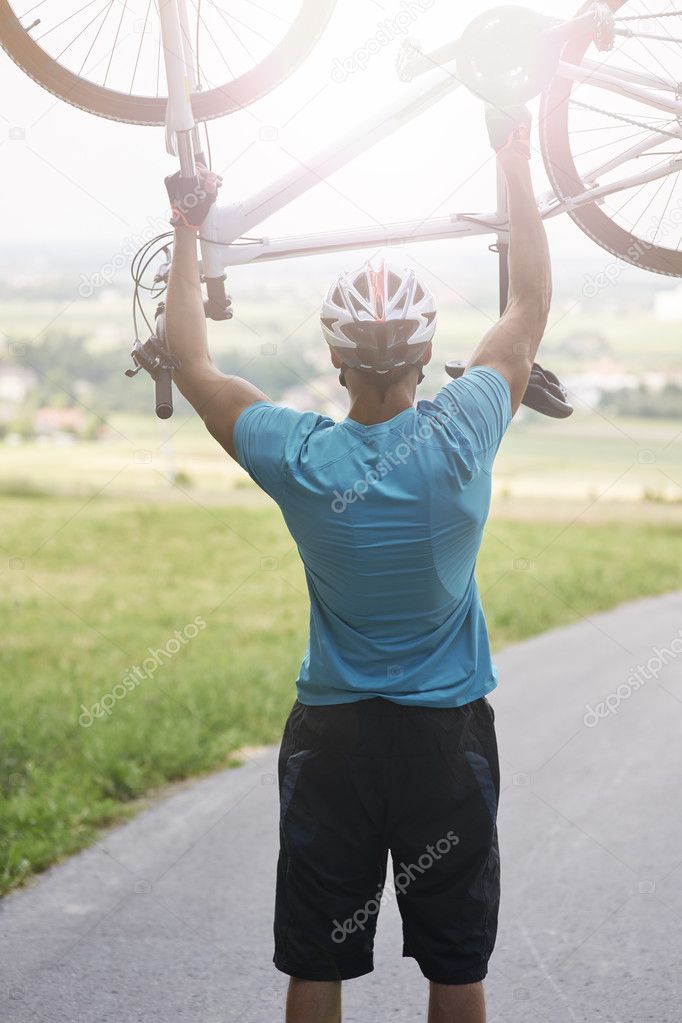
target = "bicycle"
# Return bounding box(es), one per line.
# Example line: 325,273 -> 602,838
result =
3,1 -> 682,415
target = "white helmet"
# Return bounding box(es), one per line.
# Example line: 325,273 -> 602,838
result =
321,259 -> 437,375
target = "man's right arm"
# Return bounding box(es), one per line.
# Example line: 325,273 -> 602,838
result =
163,166 -> 269,462
467,116 -> 552,415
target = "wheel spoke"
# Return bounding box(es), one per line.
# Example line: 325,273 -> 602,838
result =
197,7 -> 236,78
35,0 -> 103,43
650,168 -> 680,243
103,0 -> 127,87
75,2 -> 115,75
627,168 -> 672,231
241,0 -> 290,25
154,0 -> 161,97
130,0 -> 152,93
207,3 -> 259,65
17,0 -> 50,18
570,125 -> 671,160
559,0 -> 682,256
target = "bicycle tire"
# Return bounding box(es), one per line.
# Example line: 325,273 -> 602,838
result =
540,0 -> 682,278
0,0 -> 337,126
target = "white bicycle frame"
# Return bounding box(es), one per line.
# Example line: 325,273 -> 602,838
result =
158,0 -> 682,278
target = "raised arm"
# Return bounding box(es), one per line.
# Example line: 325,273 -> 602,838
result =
467,108 -> 552,415
164,165 -> 268,460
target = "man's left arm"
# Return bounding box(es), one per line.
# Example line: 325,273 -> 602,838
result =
164,169 -> 268,461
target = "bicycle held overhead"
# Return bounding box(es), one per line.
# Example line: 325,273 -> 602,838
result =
3,0 -> 682,417
3,2 -> 682,275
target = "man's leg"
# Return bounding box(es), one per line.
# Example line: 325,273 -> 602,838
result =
286,978 -> 341,1023
428,981 -> 486,1023
387,700 -> 500,1014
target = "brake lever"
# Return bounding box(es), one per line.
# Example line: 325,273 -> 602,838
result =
124,302 -> 180,420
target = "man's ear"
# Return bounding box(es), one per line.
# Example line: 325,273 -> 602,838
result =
422,343 -> 433,367
329,349 -> 343,370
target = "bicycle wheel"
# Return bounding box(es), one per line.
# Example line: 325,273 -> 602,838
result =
0,0 -> 336,126
541,0 -> 682,277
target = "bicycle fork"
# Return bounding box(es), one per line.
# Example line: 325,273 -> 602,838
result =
135,0 -> 230,419
159,0 -> 200,176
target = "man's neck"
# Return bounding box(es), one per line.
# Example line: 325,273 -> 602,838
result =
347,388 -> 415,426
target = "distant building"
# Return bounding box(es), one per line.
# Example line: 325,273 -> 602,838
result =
654,285 -> 682,321
558,332 -> 610,359
0,365 -> 37,406
33,407 -> 88,436
564,363 -> 638,408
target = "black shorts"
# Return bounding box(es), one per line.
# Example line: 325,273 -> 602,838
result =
273,696 -> 500,985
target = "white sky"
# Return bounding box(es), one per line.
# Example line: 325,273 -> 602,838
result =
0,0 -> 594,258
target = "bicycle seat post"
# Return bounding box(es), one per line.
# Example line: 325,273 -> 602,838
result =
496,161 -> 510,317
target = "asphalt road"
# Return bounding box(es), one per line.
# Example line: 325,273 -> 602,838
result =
2,592 -> 682,1022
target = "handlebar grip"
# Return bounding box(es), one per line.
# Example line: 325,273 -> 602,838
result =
155,367 -> 173,420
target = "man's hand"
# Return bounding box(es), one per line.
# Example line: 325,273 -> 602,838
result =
165,162 -> 223,231
485,105 -> 532,160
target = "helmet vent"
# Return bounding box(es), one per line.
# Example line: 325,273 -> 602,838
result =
387,270 -> 402,297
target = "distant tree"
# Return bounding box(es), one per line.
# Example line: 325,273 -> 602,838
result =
3,331 -> 322,418
600,383 -> 682,418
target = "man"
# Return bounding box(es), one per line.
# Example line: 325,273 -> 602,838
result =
164,105 -> 551,1023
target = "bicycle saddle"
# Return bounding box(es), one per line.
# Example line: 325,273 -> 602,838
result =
444,361 -> 574,419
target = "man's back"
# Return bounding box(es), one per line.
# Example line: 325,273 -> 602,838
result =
235,366 -> 511,706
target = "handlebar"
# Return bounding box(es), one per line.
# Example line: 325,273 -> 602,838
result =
155,367 -> 174,419
124,303 -> 181,419
152,305 -> 173,420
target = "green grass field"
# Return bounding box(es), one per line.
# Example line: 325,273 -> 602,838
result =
2,494 -> 682,896
2,406 -> 682,506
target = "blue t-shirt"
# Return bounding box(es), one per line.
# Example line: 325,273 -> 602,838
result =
234,366 -> 512,708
